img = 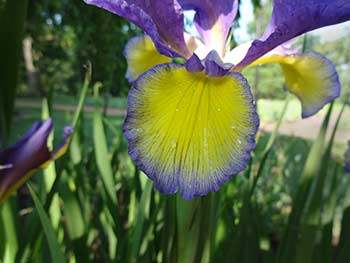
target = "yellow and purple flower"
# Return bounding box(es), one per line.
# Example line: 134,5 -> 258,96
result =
0,119 -> 72,203
84,0 -> 350,199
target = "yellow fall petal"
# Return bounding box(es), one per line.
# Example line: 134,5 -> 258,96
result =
124,35 -> 172,82
248,51 -> 340,118
123,64 -> 258,199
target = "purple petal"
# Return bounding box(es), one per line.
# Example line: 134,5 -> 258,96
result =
186,51 -> 233,77
63,126 -> 74,139
0,120 -> 52,166
185,53 -> 204,72
179,0 -> 238,56
0,120 -> 72,203
234,0 -> 350,69
84,0 -> 191,58
0,120 -> 52,202
345,141 -> 350,173
204,50 -> 233,77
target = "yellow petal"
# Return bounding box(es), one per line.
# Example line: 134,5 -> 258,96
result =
123,64 -> 258,199
124,35 -> 172,82
248,51 -> 340,118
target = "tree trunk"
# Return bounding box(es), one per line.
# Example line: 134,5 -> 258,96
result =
22,36 -> 41,95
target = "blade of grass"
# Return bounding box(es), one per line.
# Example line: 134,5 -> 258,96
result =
40,98 -> 62,233
41,98 -> 57,194
278,103 -> 334,263
195,193 -> 219,263
71,62 -> 92,128
229,96 -> 289,262
131,179 -> 152,262
176,195 -> 202,263
230,183 -> 260,263
161,196 -> 176,263
28,184 -> 65,263
93,83 -> 117,205
295,101 -> 347,262
0,200 -> 18,263
59,171 -> 85,240
250,95 -> 290,196
334,207 -> 350,263
307,102 -> 346,219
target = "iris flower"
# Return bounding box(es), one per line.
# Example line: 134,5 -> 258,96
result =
84,0 -> 350,199
0,119 -> 72,203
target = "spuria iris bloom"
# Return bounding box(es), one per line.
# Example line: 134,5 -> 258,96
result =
84,0 -> 350,199
0,119 -> 73,203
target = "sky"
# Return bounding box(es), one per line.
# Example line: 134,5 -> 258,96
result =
235,0 -> 350,43
186,0 -> 349,44
234,0 -> 254,43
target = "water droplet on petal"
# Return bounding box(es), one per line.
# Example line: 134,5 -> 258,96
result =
175,108 -> 179,112
170,140 -> 177,148
237,139 -> 242,145
217,108 -> 221,112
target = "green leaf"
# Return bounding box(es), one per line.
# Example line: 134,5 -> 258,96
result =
93,83 -> 117,205
295,102 -> 347,263
314,222 -> 333,263
41,98 -> 57,194
71,62 -> 92,128
194,193 -> 219,263
161,196 -> 176,263
0,0 -> 28,145
176,195 -> 202,263
131,179 -> 152,262
231,184 -> 260,263
28,185 -> 65,263
59,171 -> 85,240
334,207 -> 350,263
250,96 -> 290,196
0,200 -> 18,263
278,103 -> 334,263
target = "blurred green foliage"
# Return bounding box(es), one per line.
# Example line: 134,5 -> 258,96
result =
19,0 -> 139,97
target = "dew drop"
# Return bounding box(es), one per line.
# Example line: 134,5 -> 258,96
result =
170,140 -> 177,148
175,108 -> 179,112
237,139 -> 242,145
217,108 -> 221,112
231,124 -> 236,129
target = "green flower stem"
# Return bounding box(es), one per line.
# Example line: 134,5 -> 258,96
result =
176,193 -> 217,263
